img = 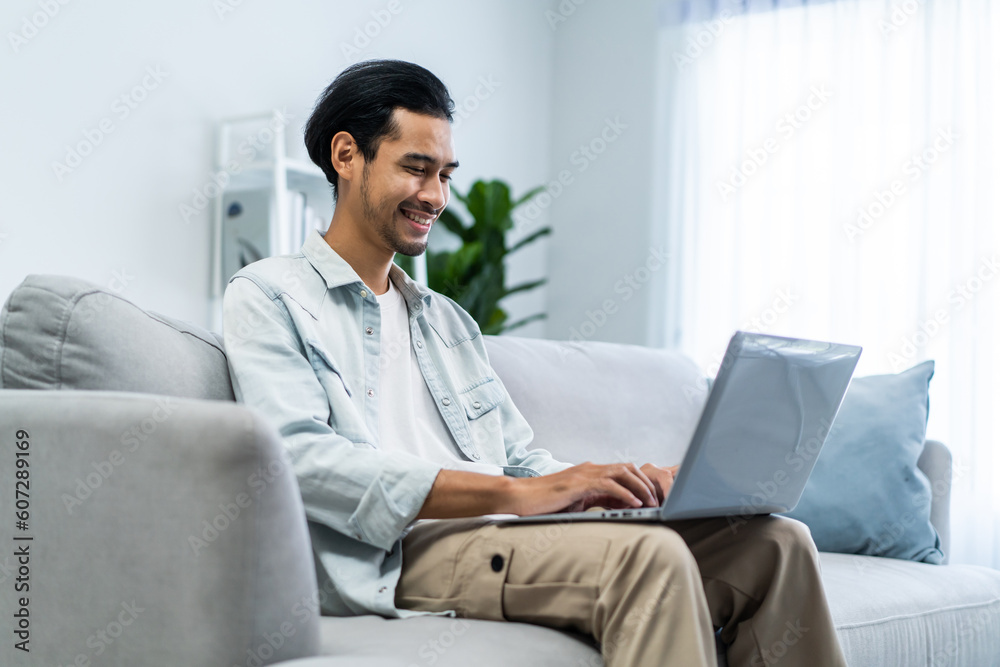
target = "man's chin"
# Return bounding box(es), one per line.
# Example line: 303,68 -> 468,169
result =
394,243 -> 428,258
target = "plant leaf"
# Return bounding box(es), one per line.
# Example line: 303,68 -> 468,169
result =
502,278 -> 547,298
501,312 -> 547,334
513,185 -> 546,208
436,207 -> 473,243
508,227 -> 552,255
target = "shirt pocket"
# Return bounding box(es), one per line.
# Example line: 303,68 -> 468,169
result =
458,377 -> 507,464
304,338 -> 353,398
459,376 -> 506,419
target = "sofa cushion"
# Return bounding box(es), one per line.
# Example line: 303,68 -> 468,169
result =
484,336 -> 708,467
0,274 -> 234,400
316,615 -> 602,666
820,552 -> 1000,666
784,361 -> 942,563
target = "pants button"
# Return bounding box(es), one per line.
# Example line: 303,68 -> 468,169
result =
491,554 -> 504,572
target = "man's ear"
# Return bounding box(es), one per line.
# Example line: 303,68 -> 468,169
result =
329,131 -> 360,186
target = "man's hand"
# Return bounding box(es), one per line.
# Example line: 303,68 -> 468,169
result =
505,462 -> 680,516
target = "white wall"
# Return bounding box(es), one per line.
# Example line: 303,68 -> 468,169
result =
545,0 -> 663,346
0,0 -> 557,333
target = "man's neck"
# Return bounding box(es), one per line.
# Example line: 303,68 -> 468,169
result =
322,214 -> 393,296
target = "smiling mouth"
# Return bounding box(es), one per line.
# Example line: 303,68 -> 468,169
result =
400,207 -> 436,227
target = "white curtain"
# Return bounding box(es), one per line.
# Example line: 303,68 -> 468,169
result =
654,0 -> 999,568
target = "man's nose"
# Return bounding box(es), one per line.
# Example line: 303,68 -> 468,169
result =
419,178 -> 448,211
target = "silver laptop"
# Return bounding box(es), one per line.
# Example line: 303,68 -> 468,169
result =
496,331 -> 862,526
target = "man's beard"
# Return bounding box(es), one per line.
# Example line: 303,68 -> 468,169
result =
360,164 -> 428,258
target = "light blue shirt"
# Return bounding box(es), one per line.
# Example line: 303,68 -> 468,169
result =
222,229 -> 573,618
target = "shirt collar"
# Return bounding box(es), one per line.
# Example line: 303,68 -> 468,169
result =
301,229 -> 433,309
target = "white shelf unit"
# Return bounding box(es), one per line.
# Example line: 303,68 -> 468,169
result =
209,110 -> 332,331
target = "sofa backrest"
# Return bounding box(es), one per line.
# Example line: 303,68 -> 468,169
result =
485,334 -> 709,468
0,274 -> 234,401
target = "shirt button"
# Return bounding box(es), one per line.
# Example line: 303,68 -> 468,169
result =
360,290 -> 368,298
414,303 -> 421,311
491,555 -> 504,572
442,397 -> 451,406
472,401 -> 481,409
366,327 -> 374,335
367,388 -> 375,397
415,340 -> 423,348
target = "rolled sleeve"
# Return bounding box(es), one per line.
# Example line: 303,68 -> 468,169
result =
223,275 -> 442,552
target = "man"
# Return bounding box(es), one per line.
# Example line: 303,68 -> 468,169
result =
223,59 -> 847,667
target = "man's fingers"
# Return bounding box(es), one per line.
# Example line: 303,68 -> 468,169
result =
617,463 -> 658,507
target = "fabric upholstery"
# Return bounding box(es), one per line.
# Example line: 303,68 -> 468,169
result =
821,552 -> 1000,666
484,335 -> 708,468
317,616 -> 601,666
0,274 -> 234,400
785,361 -> 942,563
0,390 -> 319,666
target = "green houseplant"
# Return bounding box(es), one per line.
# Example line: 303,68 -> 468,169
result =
395,179 -> 551,335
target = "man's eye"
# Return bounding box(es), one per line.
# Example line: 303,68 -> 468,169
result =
406,166 -> 424,175
441,173 -> 453,182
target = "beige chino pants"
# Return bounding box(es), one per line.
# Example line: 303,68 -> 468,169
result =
396,513 -> 847,667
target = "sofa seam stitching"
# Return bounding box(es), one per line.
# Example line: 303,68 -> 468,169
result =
835,597 -> 1000,630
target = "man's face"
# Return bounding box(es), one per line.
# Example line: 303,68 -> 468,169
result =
356,108 -> 458,257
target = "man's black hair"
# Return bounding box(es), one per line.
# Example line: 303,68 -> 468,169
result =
304,59 -> 455,200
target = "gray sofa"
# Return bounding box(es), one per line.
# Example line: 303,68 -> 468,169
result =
1,274 -> 999,667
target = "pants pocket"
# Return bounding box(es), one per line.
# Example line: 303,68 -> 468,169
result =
500,532 -> 611,636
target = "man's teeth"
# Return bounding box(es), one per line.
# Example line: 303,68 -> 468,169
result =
403,210 -> 431,225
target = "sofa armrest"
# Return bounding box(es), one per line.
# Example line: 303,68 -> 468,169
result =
0,390 -> 319,666
917,439 -> 952,563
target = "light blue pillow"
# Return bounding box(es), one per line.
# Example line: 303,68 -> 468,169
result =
783,360 -> 943,563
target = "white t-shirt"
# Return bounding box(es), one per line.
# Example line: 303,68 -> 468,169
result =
375,278 -> 505,477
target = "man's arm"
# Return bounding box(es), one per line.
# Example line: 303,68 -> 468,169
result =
415,463 -> 680,519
